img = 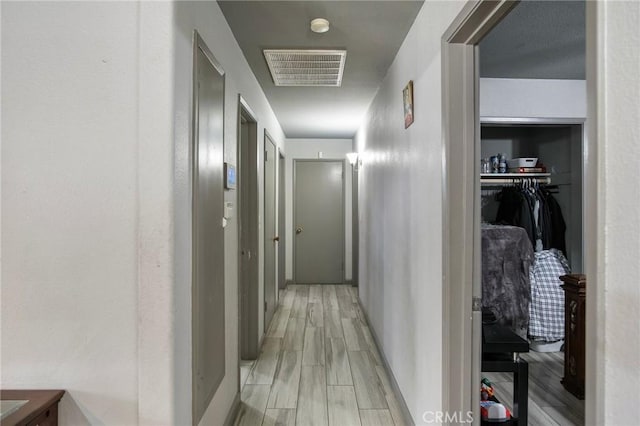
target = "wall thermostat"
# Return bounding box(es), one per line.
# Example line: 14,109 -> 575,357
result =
224,163 -> 236,190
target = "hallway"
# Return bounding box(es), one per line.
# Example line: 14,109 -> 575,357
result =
233,285 -> 406,426
3,1 -> 639,424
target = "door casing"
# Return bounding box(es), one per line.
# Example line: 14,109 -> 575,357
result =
278,151 -> 286,290
441,1 -> 525,423
351,163 -> 359,287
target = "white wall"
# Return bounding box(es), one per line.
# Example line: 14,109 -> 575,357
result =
353,1 -> 466,424
587,1 -> 640,424
173,2 -> 286,425
2,1 -> 286,425
354,2 -> 639,425
284,139 -> 353,282
1,2 -> 139,424
480,78 -> 586,119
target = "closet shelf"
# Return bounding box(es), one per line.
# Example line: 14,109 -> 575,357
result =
481,173 -> 551,186
481,173 -> 551,178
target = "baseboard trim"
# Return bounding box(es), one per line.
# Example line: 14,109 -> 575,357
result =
285,279 -> 294,287
344,279 -> 353,286
358,300 -> 416,426
223,392 -> 241,426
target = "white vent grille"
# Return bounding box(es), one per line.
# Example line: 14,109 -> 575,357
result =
263,49 -> 347,87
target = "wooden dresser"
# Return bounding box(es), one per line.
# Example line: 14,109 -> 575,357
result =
1,390 -> 64,426
560,274 -> 586,399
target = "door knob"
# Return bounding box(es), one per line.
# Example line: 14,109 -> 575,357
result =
273,236 -> 280,242
296,227 -> 303,234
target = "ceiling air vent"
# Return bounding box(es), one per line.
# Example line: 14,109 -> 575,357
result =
263,49 -> 347,87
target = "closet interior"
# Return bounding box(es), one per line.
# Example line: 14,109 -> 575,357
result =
481,122 -> 583,272
479,121 -> 587,426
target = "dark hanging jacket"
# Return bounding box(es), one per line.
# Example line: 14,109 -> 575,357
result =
495,187 -> 536,245
537,190 -> 553,250
542,190 -> 567,255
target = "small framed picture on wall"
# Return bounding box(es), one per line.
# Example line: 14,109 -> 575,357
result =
403,80 -> 414,129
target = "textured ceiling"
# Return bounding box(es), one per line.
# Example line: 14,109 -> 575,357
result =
480,0 -> 586,80
218,1 -> 424,139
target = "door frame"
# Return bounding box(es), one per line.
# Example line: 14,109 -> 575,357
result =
236,95 -> 260,364
263,130 -> 277,331
278,150 -> 286,290
351,160 -> 359,287
292,159 -> 346,285
441,0 -> 532,421
441,0 -> 599,423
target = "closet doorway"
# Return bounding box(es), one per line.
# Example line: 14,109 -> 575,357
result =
478,120 -> 586,425
476,1 -> 587,423
442,1 -> 595,424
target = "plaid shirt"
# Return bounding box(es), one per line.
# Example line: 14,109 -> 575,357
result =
529,249 -> 570,341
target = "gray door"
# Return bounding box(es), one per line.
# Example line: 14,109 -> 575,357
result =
294,160 -> 344,284
238,102 -> 259,360
264,134 -> 277,330
192,33 -> 225,424
278,152 -> 286,290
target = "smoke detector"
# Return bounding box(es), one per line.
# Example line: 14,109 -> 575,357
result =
263,49 -> 347,87
310,18 -> 330,33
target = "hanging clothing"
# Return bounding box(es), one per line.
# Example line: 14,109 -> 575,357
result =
494,186 -> 567,255
495,187 -> 536,245
538,190 -> 553,250
529,249 -> 570,342
533,198 -> 544,251
542,190 -> 567,255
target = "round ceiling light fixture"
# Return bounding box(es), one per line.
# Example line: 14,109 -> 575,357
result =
310,18 -> 330,34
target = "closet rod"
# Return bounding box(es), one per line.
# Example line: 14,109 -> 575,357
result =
480,177 -> 551,186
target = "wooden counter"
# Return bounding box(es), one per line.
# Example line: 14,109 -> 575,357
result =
1,390 -> 64,426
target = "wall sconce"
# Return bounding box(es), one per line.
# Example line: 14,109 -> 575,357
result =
346,152 -> 359,165
346,152 -> 361,171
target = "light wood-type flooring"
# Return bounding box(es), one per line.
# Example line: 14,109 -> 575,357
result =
484,351 -> 585,425
235,285 -> 584,425
234,285 -> 407,426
